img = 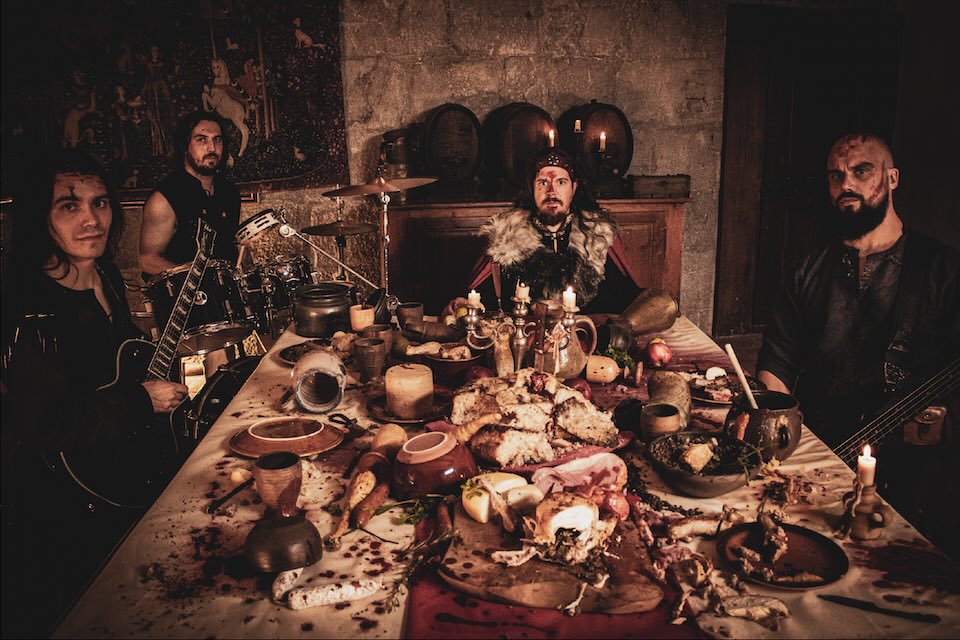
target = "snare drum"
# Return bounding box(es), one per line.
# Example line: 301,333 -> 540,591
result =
146,260 -> 249,333
241,255 -> 316,332
236,208 -> 283,246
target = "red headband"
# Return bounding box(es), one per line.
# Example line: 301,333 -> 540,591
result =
534,152 -> 577,181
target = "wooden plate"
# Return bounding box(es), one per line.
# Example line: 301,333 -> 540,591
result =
229,416 -> 343,458
717,522 -> 849,590
366,395 -> 450,425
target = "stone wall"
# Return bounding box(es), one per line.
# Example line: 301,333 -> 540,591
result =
339,0 -> 726,330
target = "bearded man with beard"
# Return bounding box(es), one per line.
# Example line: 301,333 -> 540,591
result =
462,148 -> 642,313
139,111 -> 240,277
757,134 -> 960,558
757,133 -> 959,446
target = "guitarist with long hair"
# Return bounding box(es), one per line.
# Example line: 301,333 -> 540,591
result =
757,133 -> 960,558
1,150 -> 188,637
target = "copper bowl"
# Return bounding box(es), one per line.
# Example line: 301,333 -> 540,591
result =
243,513 -> 323,572
421,343 -> 484,384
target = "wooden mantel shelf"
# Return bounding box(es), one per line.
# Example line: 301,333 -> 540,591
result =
388,198 -> 687,314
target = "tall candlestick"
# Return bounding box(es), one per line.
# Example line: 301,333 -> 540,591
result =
515,281 -> 530,302
467,289 -> 481,307
574,119 -> 582,133
562,286 -> 576,311
857,444 -> 877,486
599,132 -> 606,152
548,129 -> 555,147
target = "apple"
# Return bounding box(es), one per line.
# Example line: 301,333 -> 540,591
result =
645,337 -> 673,368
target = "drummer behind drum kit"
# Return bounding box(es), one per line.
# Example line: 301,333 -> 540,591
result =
142,174 -> 438,361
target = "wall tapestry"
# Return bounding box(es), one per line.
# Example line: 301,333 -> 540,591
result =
0,0 -> 349,201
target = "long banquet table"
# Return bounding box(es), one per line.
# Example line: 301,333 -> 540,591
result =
55,317 -> 959,639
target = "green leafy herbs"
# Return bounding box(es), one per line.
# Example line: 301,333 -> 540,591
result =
385,528 -> 458,612
603,347 -> 636,370
374,494 -> 445,526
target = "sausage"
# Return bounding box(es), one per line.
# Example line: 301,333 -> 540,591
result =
271,568 -> 304,602
287,578 -> 383,610
351,482 -> 390,529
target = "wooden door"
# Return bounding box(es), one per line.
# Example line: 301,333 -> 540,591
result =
715,6 -> 902,336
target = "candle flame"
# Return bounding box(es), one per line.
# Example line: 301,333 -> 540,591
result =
863,444 -> 871,457
566,285 -> 573,293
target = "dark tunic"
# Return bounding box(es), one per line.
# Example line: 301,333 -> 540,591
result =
1,261 -> 154,636
758,231 -> 960,446
154,168 -> 240,266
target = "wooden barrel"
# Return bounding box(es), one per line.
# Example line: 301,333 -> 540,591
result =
482,102 -> 555,192
557,100 -> 633,189
417,103 -> 482,185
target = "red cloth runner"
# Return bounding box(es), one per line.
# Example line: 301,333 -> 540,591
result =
403,520 -> 705,639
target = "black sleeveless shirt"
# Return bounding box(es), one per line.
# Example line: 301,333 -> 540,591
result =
154,169 -> 240,266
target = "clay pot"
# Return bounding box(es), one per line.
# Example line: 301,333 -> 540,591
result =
391,431 -> 478,499
724,390 -> 802,462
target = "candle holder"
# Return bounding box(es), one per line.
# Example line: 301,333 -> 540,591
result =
837,479 -> 895,540
462,304 -> 495,352
503,297 -> 538,371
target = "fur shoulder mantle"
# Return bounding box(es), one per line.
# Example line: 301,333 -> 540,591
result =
479,208 -> 616,276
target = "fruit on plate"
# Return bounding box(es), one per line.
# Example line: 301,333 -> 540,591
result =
461,472 -> 529,523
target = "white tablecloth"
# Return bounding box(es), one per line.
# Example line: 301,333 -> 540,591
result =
55,322 -> 960,638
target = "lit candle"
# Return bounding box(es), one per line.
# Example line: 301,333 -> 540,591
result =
562,286 -> 576,311
599,131 -> 606,152
467,289 -> 481,307
574,119 -> 582,133
515,281 -> 530,302
548,129 -> 555,147
857,444 -> 877,486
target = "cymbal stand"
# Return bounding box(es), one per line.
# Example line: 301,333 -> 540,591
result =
378,191 -> 391,293
334,196 -> 347,281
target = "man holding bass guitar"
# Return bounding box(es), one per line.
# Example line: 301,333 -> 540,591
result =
757,133 -> 960,557
1,150 -> 188,636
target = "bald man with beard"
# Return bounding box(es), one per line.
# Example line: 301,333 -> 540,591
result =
756,133 -> 959,554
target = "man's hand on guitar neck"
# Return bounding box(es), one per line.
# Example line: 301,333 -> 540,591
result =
143,380 -> 189,413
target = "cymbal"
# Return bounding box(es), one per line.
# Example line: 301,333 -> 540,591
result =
322,175 -> 438,198
301,221 -> 378,236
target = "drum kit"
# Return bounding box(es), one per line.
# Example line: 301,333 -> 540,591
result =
143,174 -> 438,360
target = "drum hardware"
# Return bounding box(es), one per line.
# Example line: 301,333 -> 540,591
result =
181,355 -> 261,442
300,220 -> 378,236
320,174 -> 437,297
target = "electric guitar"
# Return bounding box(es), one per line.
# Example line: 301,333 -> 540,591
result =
56,222 -> 218,508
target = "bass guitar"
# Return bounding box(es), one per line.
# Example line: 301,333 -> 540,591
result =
831,357 -> 960,545
57,222 -> 218,508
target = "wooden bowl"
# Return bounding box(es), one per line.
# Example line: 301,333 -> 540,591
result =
421,343 -> 484,385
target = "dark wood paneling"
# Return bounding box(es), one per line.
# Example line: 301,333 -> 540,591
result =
389,200 -> 686,315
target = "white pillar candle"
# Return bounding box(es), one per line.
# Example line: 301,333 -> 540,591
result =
548,129 -> 555,147
467,289 -> 481,307
857,444 -> 877,486
515,281 -> 530,302
574,119 -> 582,133
562,286 -> 576,311
349,304 -> 375,332
385,363 -> 434,419
599,132 -> 606,152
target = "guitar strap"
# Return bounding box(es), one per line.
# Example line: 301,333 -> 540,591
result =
884,231 -> 930,392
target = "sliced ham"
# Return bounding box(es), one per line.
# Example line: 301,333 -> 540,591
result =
531,452 -> 628,495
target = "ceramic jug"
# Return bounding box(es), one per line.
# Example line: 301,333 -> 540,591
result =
724,390 -> 802,462
529,315 -> 598,379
